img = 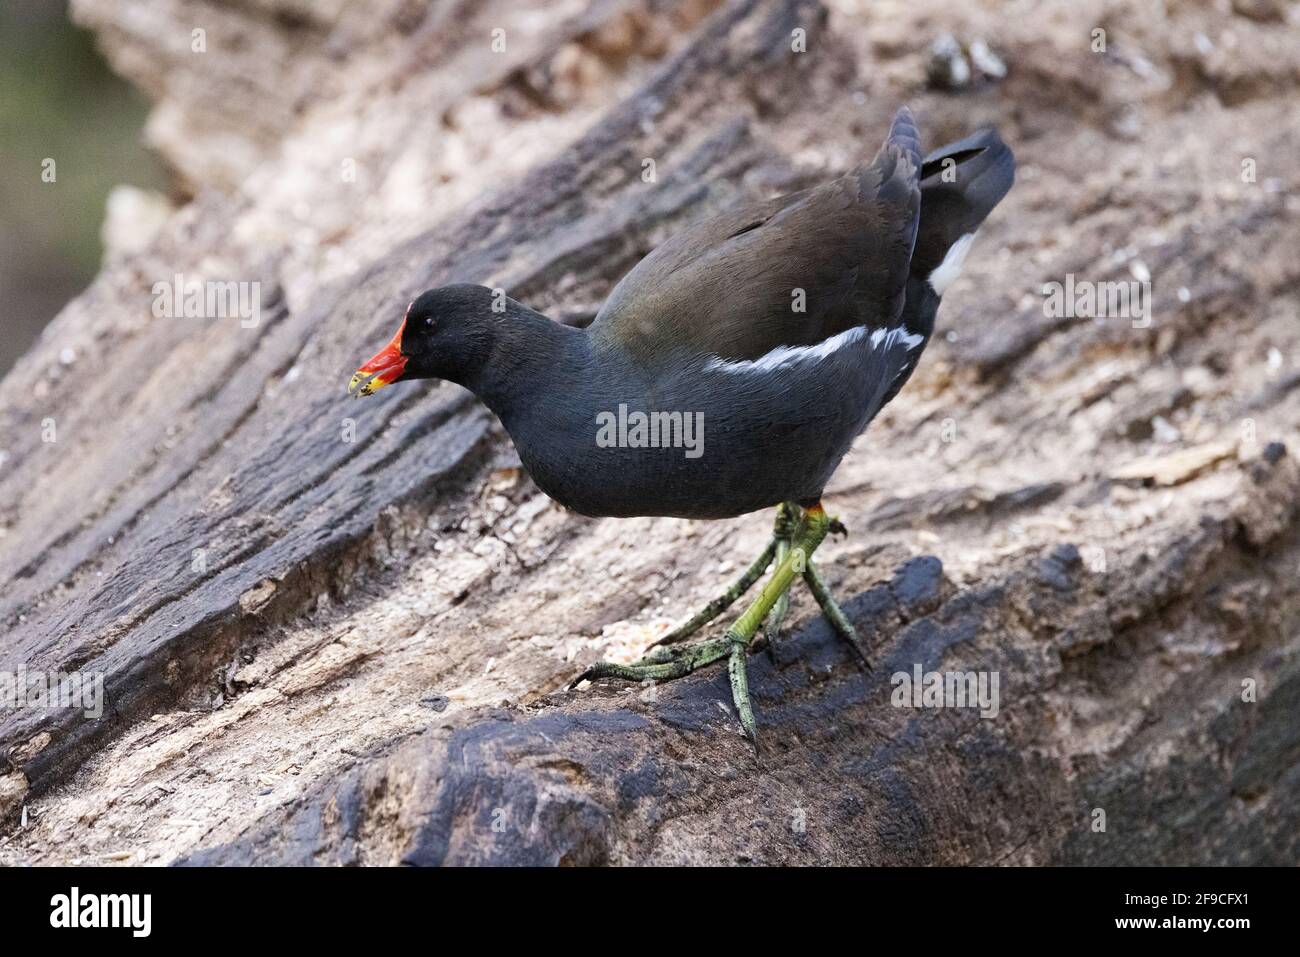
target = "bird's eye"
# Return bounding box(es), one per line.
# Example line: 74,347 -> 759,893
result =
425,316 -> 435,328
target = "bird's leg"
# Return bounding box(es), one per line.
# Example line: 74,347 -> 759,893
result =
804,560 -> 872,668
575,503 -> 835,742
648,537 -> 777,649
759,502 -> 800,660
723,503 -> 832,739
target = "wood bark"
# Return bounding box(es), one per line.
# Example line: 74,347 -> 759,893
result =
1,0 -> 1298,865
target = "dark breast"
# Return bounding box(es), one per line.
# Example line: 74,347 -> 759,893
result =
501,335 -> 914,519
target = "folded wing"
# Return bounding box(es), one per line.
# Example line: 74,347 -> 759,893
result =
590,108 -> 923,366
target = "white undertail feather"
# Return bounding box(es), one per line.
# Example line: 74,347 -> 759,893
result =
928,232 -> 976,295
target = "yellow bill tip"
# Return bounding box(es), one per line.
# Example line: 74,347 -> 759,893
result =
349,369 -> 397,396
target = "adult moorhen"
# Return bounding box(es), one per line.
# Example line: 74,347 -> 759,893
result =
350,108 -> 1014,741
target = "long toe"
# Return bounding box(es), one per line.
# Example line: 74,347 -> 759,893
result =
727,639 -> 758,743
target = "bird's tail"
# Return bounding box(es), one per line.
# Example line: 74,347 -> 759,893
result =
885,106 -> 923,178
911,128 -> 1016,293
877,126 -> 1015,407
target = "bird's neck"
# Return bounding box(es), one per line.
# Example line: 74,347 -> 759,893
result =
467,302 -> 589,420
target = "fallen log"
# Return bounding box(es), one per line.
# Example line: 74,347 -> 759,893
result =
1,0 -> 1298,865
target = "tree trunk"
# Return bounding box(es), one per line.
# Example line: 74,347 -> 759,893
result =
2,0 -> 1298,865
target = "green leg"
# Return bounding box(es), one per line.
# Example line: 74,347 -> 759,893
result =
649,538 -> 776,649
575,504 -> 859,743
722,505 -> 830,739
761,540 -> 791,656
804,560 -> 872,668
575,504 -> 832,741
760,502 -> 799,660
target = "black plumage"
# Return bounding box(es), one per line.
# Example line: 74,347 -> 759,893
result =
351,107 -> 1018,738
352,108 -> 1015,521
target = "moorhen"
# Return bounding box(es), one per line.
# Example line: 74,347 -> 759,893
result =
350,108 -> 1014,740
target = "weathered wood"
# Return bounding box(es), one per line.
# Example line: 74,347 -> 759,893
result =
2,0 -> 825,806
179,453 -> 1300,865
2,0 -> 1299,865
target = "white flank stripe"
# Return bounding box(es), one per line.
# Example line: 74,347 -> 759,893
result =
928,232 -> 975,295
706,323 -> 923,374
869,326 -> 925,350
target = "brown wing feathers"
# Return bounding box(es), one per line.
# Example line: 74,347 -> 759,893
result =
589,108 -> 924,364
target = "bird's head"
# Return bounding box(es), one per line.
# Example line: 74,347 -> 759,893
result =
349,284 -> 498,396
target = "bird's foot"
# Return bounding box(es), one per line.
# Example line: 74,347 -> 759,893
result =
648,502 -> 804,653
646,537 -> 776,650
576,634 -> 733,685
575,502 -> 840,743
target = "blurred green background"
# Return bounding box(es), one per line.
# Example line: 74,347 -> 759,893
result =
0,0 -> 164,374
